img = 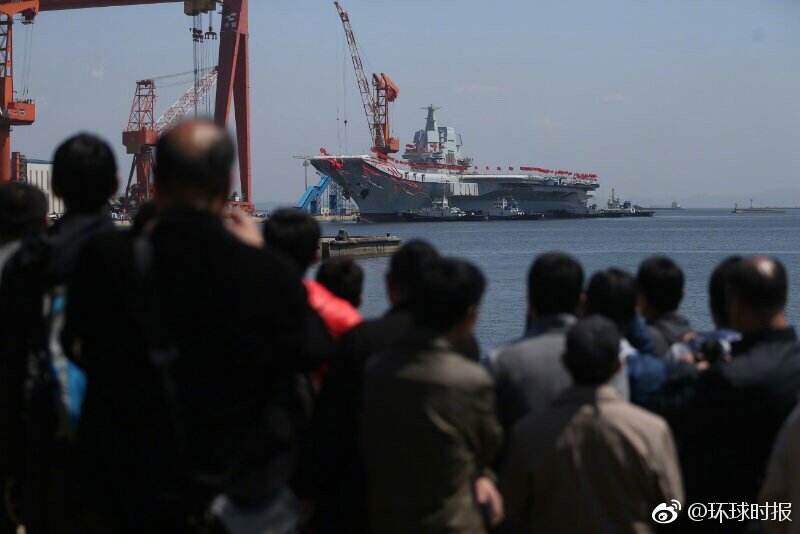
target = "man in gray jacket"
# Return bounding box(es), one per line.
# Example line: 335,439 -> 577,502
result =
487,252 -> 630,444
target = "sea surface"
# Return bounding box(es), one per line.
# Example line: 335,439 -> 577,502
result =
320,209 -> 800,352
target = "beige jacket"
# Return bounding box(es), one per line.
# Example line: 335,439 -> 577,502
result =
503,385 -> 684,533
363,334 -> 503,534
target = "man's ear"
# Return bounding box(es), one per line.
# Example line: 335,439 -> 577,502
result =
610,354 -> 622,375
462,304 -> 480,334
577,292 -> 587,316
637,294 -> 650,318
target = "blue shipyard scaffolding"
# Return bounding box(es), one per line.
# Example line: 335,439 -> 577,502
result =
295,174 -> 359,217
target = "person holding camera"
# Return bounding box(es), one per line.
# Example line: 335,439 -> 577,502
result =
669,256 -> 744,366
673,256 -> 800,533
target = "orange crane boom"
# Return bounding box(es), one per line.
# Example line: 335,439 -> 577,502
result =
334,2 -> 398,155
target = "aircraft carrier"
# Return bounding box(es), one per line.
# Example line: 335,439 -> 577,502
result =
309,106 -> 600,222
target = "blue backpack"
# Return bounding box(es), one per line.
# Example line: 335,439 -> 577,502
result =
33,284 -> 87,440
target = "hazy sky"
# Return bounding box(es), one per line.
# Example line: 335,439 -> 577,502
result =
12,0 -> 800,204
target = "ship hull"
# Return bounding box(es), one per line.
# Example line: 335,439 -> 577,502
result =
311,156 -> 598,222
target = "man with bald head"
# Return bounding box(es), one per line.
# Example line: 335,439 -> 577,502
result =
64,121 -> 309,532
672,256 -> 800,533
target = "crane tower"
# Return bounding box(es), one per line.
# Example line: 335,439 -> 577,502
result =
334,2 -> 399,155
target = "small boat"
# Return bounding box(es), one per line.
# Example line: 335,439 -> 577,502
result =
486,197 -> 544,220
402,195 -> 470,222
600,189 -> 654,218
732,200 -> 785,214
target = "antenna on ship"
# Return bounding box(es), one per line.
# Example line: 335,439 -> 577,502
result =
422,105 -> 440,131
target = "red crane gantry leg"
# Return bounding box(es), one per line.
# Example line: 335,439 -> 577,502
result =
0,0 -> 253,209
214,0 -> 251,208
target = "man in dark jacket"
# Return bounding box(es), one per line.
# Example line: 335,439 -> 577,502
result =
263,208 -> 361,344
63,121 -> 309,533
363,257 -> 503,533
637,255 -> 694,356
302,240 -> 438,533
0,134 -> 119,533
675,256 -> 800,533
0,181 -> 48,533
0,182 -> 48,282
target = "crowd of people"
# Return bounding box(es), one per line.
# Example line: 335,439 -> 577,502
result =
0,121 -> 798,534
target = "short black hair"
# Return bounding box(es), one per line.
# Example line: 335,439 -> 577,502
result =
154,121 -> 235,200
0,182 -> 48,241
410,257 -> 485,333
52,133 -> 118,213
528,252 -> 584,315
586,268 -> 638,334
637,256 -> 684,313
563,315 -> 622,386
709,256 -> 743,328
387,239 -> 439,293
263,208 -> 321,273
727,256 -> 788,316
316,257 -> 364,307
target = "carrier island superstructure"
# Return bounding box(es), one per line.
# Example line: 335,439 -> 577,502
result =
309,106 -> 600,222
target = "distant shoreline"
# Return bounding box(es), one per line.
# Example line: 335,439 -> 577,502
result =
645,206 -> 800,211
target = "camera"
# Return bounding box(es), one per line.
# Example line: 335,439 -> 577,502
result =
694,338 -> 729,364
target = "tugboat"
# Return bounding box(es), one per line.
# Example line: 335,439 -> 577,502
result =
600,189 -> 654,218
486,197 -> 544,221
402,195 -> 468,222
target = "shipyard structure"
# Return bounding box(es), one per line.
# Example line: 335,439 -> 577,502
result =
310,106 -> 600,222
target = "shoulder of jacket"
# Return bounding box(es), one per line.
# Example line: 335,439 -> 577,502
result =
493,333 -> 562,363
599,401 -> 673,448
442,351 -> 494,389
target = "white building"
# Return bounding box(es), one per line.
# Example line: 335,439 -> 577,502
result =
24,159 -> 64,215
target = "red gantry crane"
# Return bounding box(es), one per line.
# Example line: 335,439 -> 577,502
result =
122,67 -> 218,209
0,0 -> 253,210
334,2 -> 399,156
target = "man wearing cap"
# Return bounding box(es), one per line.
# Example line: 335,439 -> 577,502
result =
502,315 -> 684,532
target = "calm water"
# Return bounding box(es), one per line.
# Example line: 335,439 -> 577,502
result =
321,209 -> 800,351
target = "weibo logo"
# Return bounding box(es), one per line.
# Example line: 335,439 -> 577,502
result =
652,499 -> 682,524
